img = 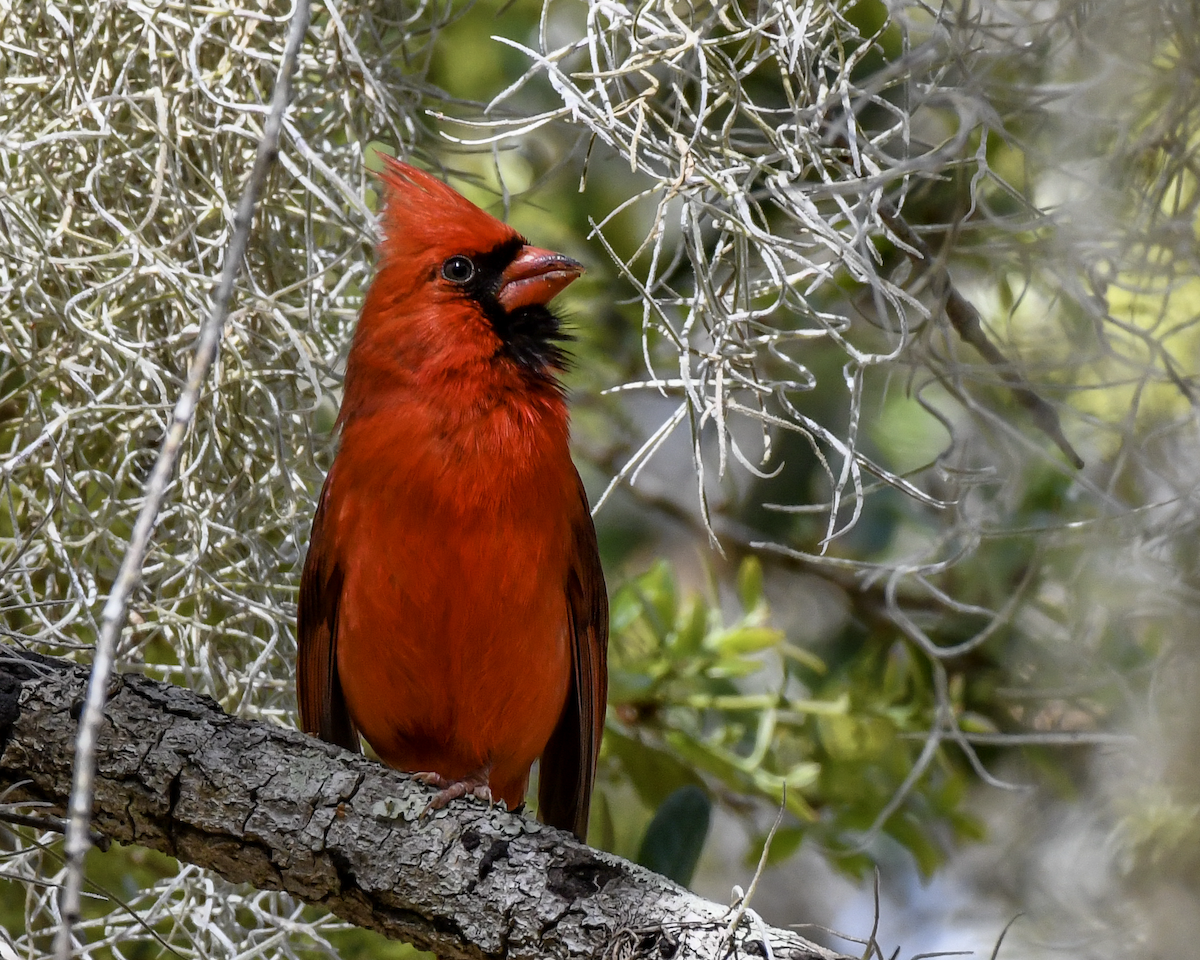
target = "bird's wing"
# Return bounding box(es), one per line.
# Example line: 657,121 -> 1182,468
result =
296,468 -> 360,752
539,471 -> 609,841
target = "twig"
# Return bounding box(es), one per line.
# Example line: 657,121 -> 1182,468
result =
909,953 -> 971,959
0,808 -> 110,851
52,3 -> 312,957
988,914 -> 1022,960
723,785 -> 787,954
878,200 -> 1085,470
900,730 -> 1135,746
861,869 -> 881,960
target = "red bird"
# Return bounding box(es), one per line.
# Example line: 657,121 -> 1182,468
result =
296,157 -> 607,840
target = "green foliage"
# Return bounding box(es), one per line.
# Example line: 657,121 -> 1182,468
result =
596,558 -> 984,880
635,785 -> 711,886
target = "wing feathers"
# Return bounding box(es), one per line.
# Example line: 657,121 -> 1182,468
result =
538,473 -> 608,840
297,472 -> 360,752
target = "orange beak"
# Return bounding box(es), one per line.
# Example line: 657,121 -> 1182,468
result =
496,246 -> 584,312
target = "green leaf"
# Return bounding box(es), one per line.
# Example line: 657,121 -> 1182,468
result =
887,813 -> 947,878
608,668 -> 656,704
606,729 -> 705,808
638,560 -> 678,640
683,693 -> 776,711
312,394 -> 339,435
781,691 -> 849,717
589,786 -> 616,852
709,626 -> 784,655
783,761 -> 822,790
636,785 -> 712,886
781,643 -> 827,674
817,714 -> 895,762
709,655 -> 767,678
949,807 -> 988,843
609,584 -> 645,634
737,556 -> 765,610
670,596 -> 708,656
664,729 -> 750,784
957,711 -> 999,734
746,825 -> 806,867
750,771 -> 819,820
881,641 -> 912,702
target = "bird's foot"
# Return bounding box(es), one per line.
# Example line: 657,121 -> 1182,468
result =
415,768 -> 495,816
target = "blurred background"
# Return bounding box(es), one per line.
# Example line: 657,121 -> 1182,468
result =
2,0 -> 1199,958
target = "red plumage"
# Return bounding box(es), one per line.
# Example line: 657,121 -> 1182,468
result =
296,157 -> 607,840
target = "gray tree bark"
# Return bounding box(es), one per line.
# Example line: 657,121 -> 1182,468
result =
0,652 -> 845,960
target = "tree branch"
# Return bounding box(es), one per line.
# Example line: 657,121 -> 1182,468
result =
0,651 -> 844,960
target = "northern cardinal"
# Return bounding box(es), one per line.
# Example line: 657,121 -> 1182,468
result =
296,157 -> 607,841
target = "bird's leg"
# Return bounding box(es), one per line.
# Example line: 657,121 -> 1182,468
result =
414,765 -> 495,815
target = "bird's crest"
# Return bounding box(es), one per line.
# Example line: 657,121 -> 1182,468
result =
374,155 -> 521,264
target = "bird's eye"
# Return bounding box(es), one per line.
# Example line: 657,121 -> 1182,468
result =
441,255 -> 476,284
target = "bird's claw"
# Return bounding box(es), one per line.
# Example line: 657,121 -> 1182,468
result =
414,770 -> 495,819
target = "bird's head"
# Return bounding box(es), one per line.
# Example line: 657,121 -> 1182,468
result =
348,156 -> 583,398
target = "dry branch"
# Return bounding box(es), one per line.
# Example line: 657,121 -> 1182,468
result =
0,651 -> 844,960
878,201 -> 1085,470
